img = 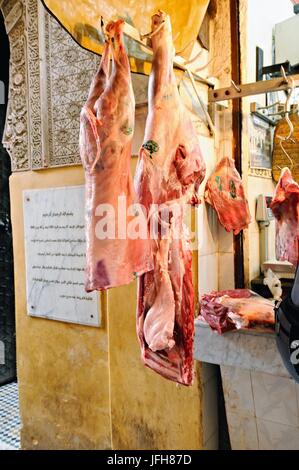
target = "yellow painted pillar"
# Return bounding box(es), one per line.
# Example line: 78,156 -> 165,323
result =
10,166 -> 204,450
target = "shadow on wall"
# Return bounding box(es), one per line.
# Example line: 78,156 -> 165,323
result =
0,81 -> 4,105
0,10 -> 16,386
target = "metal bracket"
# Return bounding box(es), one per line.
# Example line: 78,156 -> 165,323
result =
209,73 -> 299,103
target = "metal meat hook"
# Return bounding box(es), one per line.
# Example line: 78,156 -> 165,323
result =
275,66 -> 297,171
185,68 -> 215,136
140,20 -> 166,41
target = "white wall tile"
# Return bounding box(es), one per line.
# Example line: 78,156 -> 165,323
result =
257,419 -> 299,450
221,366 -> 255,417
249,230 -> 261,281
197,137 -> 218,198
197,202 -> 218,257
199,253 -> 218,297
226,412 -> 259,450
202,376 -> 219,444
218,252 -> 235,291
251,371 -> 299,426
218,225 -> 234,254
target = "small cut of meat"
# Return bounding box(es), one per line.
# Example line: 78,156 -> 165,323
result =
204,156 -> 251,235
200,289 -> 275,334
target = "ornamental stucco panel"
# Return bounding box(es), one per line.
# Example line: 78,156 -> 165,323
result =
1,0 -> 29,171
37,4 -> 99,168
1,0 -> 99,171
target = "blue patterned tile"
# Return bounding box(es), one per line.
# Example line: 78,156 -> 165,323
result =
0,382 -> 20,449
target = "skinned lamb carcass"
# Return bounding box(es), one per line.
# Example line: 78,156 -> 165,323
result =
135,11 -> 206,386
79,20 -> 153,292
204,156 -> 251,235
271,167 -> 299,267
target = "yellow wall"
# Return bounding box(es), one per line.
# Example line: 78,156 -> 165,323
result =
10,165 -> 203,450
10,167 -> 111,450
108,283 -> 203,450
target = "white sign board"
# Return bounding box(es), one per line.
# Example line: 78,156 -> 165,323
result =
23,185 -> 100,327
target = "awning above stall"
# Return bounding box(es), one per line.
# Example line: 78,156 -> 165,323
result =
41,0 -> 210,74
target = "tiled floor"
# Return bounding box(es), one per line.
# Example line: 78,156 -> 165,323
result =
0,382 -> 21,450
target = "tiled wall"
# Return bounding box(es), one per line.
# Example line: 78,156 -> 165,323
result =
195,92 -> 235,455
198,136 -> 220,298
198,201 -> 235,296
196,3 -> 235,448
221,365 -> 299,450
197,112 -> 235,298
198,0 -> 298,452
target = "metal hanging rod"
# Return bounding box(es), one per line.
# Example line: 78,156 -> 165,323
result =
121,22 -> 214,88
209,73 -> 299,103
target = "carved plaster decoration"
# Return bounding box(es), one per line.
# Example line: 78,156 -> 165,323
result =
1,0 -> 99,171
1,0 -> 29,171
41,8 -> 98,168
2,1 -> 168,170
26,0 -> 43,168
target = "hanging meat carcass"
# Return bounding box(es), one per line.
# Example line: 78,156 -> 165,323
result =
79,20 -> 153,292
135,11 -> 206,386
204,156 -> 251,235
271,167 -> 299,267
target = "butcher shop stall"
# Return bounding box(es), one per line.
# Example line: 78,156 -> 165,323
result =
0,0 -> 299,453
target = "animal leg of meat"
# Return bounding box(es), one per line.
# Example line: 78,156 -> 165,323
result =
106,20 -> 129,69
174,144 -> 206,207
80,21 -> 153,292
79,41 -> 110,172
86,40 -> 111,111
143,226 -> 175,352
